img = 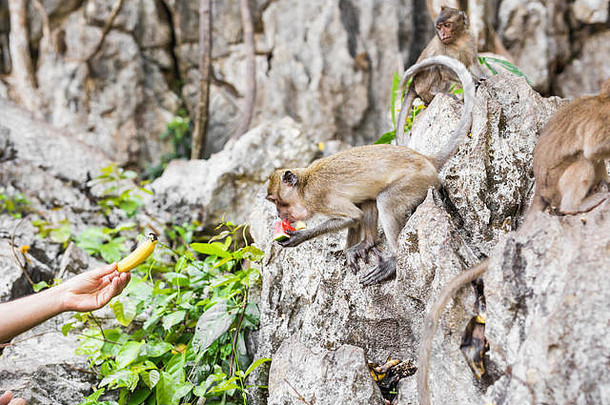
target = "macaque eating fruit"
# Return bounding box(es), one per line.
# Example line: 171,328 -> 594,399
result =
267,55 -> 475,287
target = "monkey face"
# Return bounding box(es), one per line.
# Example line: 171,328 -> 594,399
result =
436,21 -> 455,44
266,170 -> 310,223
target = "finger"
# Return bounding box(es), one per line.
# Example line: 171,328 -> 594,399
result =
9,398 -> 26,405
0,391 -> 13,405
89,262 -> 119,279
114,273 -> 131,295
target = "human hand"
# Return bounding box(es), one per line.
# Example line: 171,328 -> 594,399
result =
0,391 -> 26,405
58,263 -> 131,313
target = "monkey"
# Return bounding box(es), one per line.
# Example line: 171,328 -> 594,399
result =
416,78 -> 610,405
396,6 -> 484,144
266,55 -> 475,287
531,78 -> 610,214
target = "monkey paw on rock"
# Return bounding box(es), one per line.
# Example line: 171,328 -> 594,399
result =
347,243 -> 383,274
360,256 -> 397,286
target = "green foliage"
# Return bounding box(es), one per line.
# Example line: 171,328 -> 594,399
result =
70,219 -> 268,405
375,74 -> 425,144
0,188 -> 31,218
27,162 -> 268,404
31,217 -> 73,247
75,223 -> 137,263
478,56 -> 533,85
377,56 -> 530,144
144,110 -> 192,180
89,164 -> 151,218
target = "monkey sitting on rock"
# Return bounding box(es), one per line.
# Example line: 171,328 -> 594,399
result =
416,77 -> 610,405
396,6 -> 486,143
266,55 -> 475,287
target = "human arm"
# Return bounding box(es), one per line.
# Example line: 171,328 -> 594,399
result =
0,263 -> 130,343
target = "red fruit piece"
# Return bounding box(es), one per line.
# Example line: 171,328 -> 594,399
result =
273,220 -> 295,242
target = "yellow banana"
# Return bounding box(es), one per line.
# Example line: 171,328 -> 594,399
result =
117,233 -> 158,272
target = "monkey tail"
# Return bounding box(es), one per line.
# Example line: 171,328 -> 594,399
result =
396,86 -> 417,145
417,258 -> 488,405
396,55 -> 475,170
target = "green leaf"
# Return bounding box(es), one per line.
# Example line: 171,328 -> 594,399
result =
99,237 -> 127,263
33,281 -> 50,292
126,388 -> 150,405
390,71 -> 401,129
61,322 -> 75,336
162,310 -> 186,331
100,369 -> 139,391
110,298 -> 138,327
236,245 -> 264,261
140,369 -> 160,389
76,330 -> 104,355
374,130 -> 396,144
78,388 -> 105,405
244,358 -> 271,378
145,341 -> 173,357
50,220 -> 72,244
192,302 -> 234,354
190,242 -> 232,258
156,371 -> 193,405
164,272 -> 190,287
115,341 -> 144,369
478,56 -> 532,85
206,376 -> 240,394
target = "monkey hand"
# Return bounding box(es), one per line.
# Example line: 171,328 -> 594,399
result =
277,230 -> 309,248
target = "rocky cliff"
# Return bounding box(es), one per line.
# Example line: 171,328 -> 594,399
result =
0,0 -> 608,167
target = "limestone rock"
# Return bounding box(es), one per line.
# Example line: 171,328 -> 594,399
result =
556,31 -> 610,98
268,335 -> 385,405
572,0 -> 609,24
147,117 -> 319,227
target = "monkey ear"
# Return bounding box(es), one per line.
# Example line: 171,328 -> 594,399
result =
460,11 -> 469,26
281,170 -> 298,187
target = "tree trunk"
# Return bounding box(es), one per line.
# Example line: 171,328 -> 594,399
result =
233,0 -> 256,139
7,0 -> 39,113
191,0 -> 212,160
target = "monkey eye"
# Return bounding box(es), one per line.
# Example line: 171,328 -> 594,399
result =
266,196 -> 275,202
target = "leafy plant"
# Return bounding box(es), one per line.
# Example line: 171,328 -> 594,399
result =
69,221 -> 269,405
31,217 -> 73,247
88,164 -> 151,218
0,188 -> 31,218
75,223 -> 136,263
478,56 -> 533,85
376,73 -> 426,144
144,111 -> 193,180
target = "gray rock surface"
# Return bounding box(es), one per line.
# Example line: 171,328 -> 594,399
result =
268,335 -> 385,405
248,74 -> 608,404
3,0 -> 607,166
147,117 -> 319,227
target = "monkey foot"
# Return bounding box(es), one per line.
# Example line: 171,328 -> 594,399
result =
347,244 -> 381,274
360,256 -> 397,286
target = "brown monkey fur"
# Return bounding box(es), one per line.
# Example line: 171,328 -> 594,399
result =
267,56 -> 475,287
532,78 -> 610,214
417,78 -> 610,405
396,6 -> 483,143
